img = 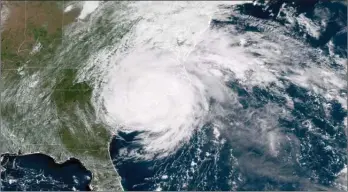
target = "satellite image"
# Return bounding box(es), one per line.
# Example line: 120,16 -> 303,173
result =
0,0 -> 347,191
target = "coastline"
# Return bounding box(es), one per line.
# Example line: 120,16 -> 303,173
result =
0,1 -> 123,191
0,138 -> 123,191
0,152 -> 93,191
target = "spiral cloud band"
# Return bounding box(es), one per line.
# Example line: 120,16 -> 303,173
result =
100,50 -> 212,159
79,1 -> 346,162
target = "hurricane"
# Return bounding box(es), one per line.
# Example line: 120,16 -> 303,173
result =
88,1 -> 248,160
55,0 -> 347,190
99,50 -> 211,160
1,0 -> 347,191
78,1 -> 345,161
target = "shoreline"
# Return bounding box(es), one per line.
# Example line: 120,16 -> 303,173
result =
0,152 -> 92,191
0,139 -> 124,191
108,136 -> 125,191
0,1 -> 123,191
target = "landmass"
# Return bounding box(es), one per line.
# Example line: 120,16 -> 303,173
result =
1,152 -> 92,191
0,1 -> 122,190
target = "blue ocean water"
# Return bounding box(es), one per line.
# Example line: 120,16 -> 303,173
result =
110,83 -> 346,191
1,0 -> 346,191
110,0 -> 347,190
0,153 -> 92,191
